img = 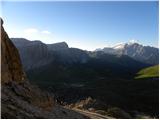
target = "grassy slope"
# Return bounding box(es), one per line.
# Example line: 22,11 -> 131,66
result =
135,65 -> 159,79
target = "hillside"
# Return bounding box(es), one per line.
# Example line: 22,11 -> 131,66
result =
135,65 -> 159,79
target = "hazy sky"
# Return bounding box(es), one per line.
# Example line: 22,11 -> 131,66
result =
1,1 -> 158,50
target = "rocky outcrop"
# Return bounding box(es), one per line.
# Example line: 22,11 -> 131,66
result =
1,18 -> 54,118
1,18 -> 87,119
1,81 -> 87,118
1,19 -> 26,84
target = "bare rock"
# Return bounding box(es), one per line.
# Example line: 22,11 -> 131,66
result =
1,18 -> 26,83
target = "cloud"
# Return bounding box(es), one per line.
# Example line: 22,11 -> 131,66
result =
41,30 -> 51,34
24,28 -> 38,34
24,28 -> 51,35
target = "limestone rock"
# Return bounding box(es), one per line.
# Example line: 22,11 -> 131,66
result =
1,18 -> 26,83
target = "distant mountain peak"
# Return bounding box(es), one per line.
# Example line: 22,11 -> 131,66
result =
57,41 -> 69,47
11,37 -> 30,41
112,42 -> 141,50
112,43 -> 125,49
95,42 -> 158,65
47,41 -> 69,51
126,42 -> 141,46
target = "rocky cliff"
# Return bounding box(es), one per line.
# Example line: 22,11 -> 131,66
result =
1,18 -> 87,119
11,38 -> 54,70
1,19 -> 26,84
11,38 -> 90,70
47,41 -> 69,51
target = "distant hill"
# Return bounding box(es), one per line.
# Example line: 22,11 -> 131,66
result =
96,42 -> 159,65
135,65 -> 159,79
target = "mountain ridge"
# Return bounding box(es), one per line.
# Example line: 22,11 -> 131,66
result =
96,42 -> 158,65
11,38 -> 158,66
11,38 -> 150,76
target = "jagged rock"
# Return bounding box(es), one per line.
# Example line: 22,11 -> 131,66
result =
1,19 -> 26,84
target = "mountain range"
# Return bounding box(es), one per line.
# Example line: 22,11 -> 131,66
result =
10,38 -> 159,118
10,38 -> 159,85
11,38 -> 155,83
96,42 -> 159,65
11,38 -> 158,71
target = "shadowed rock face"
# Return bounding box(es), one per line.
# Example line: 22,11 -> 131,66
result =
11,38 -> 90,71
11,38 -> 54,70
1,19 -> 26,84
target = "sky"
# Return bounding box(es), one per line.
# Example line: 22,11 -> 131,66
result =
1,1 -> 159,50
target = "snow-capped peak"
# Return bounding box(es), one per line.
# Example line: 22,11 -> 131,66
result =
112,43 -> 125,50
112,40 -> 139,50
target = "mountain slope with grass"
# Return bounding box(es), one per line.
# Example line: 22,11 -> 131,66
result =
135,65 -> 159,79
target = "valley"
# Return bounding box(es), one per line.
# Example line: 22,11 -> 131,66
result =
1,1 -> 159,119
11,38 -> 159,118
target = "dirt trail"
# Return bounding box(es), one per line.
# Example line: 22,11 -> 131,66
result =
73,108 -> 113,119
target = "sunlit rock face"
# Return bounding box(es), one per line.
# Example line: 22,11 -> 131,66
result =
1,18 -> 26,84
